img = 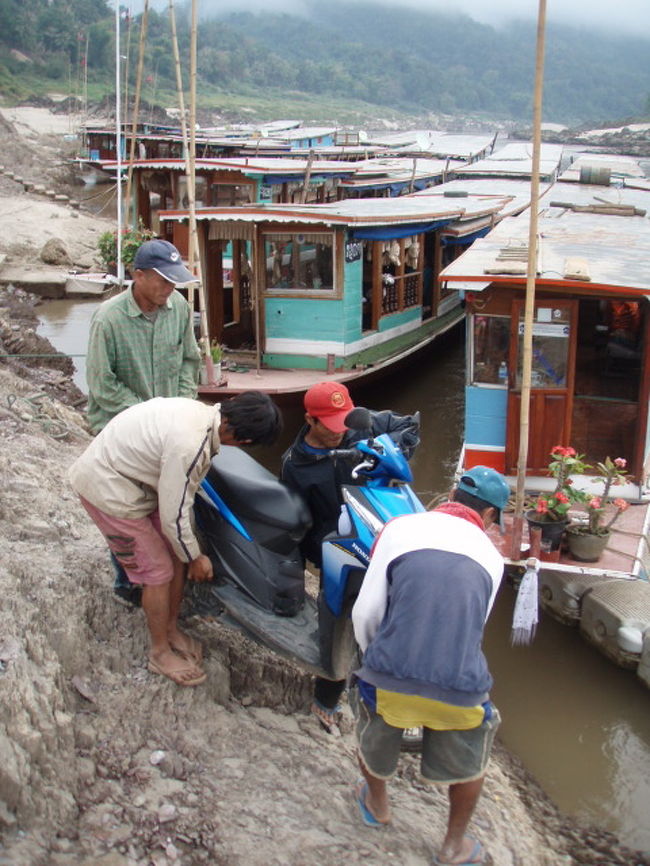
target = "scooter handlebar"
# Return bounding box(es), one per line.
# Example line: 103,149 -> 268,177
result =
327,447 -> 365,460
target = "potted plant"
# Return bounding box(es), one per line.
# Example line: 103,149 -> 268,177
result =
97,220 -> 156,275
525,446 -> 589,552
198,339 -> 223,385
566,457 -> 629,562
210,340 -> 223,382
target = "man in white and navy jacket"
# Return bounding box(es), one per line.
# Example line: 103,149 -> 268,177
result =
350,466 -> 509,866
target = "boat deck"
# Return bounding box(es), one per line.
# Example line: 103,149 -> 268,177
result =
489,502 -> 650,579
198,364 -> 378,401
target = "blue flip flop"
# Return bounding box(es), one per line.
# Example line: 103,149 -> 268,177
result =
432,838 -> 485,865
354,779 -> 387,829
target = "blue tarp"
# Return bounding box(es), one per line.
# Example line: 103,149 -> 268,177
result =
260,173 -> 350,185
441,226 -> 491,246
351,219 -> 455,241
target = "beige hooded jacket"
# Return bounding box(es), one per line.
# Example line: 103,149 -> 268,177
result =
69,397 -> 220,562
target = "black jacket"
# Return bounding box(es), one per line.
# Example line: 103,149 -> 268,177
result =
280,409 -> 420,567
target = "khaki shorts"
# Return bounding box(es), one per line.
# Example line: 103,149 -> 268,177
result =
350,684 -> 501,785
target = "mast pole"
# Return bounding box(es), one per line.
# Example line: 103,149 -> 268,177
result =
188,0 -> 214,381
125,0 -> 149,227
115,0 -> 123,282
511,0 -> 548,559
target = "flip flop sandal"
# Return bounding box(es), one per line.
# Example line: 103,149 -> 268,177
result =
171,638 -> 203,666
311,701 -> 342,736
432,838 -> 485,865
354,779 -> 389,829
148,659 -> 207,687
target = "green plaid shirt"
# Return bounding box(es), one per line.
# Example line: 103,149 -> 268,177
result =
86,286 -> 201,433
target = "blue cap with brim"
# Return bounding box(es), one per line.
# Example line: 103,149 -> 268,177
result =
457,465 -> 510,529
133,239 -> 198,285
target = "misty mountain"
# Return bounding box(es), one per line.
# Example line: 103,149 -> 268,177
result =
204,1 -> 650,123
0,0 -> 648,126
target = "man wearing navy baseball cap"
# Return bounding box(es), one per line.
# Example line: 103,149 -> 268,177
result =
132,238 -> 197,286
349,465 -> 508,864
86,237 -> 202,604
86,238 -> 201,433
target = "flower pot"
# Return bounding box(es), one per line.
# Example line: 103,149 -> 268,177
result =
525,511 -> 569,552
566,528 -> 610,562
199,361 -> 222,385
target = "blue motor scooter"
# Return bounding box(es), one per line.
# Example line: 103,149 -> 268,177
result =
190,408 -> 425,680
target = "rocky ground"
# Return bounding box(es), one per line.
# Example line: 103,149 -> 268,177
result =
0,106 -> 649,866
510,122 -> 650,157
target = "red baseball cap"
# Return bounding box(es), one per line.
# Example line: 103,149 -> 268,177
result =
304,382 -> 355,433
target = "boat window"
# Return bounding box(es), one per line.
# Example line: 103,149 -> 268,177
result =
264,233 -> 334,294
516,305 -> 570,389
472,315 -> 510,386
380,236 -> 423,316
210,182 -> 253,206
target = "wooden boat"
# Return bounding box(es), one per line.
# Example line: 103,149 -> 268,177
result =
440,162 -> 650,684
64,272 -> 119,298
159,194 -> 514,398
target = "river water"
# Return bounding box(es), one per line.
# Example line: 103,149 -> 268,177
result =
36,302 -> 650,852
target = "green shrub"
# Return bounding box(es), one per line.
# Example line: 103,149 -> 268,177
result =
97,220 -> 156,273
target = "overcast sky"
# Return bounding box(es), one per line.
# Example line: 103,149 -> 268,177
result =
223,0 -> 649,38
130,0 -> 650,39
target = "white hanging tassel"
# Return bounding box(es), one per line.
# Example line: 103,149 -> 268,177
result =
511,557 -> 539,646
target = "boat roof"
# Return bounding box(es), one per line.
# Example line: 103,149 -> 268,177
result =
272,126 -> 338,141
454,142 -> 564,180
161,194 -> 474,228
160,186 -> 520,230
364,130 -> 494,159
414,177 -> 552,219
559,152 -> 646,182
440,179 -> 650,294
104,156 -> 360,177
338,157 -> 454,189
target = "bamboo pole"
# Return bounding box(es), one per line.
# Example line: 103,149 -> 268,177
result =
168,0 -> 190,184
298,149 -> 315,204
115,1 -> 123,282
408,157 -> 417,194
511,0 -> 548,560
188,0 -> 215,382
125,0 -> 149,227
253,229 -> 262,376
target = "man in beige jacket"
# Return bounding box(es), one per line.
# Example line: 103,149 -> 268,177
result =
70,393 -> 282,686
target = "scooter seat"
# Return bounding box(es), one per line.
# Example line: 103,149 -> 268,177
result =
205,445 -> 311,532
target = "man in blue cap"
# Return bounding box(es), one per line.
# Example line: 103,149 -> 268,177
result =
86,239 -> 202,603
350,466 -> 509,866
86,239 -> 201,434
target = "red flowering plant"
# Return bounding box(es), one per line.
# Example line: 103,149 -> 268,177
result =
528,445 -> 590,522
579,457 -> 630,536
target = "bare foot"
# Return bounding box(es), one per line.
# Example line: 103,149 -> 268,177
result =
148,649 -> 206,686
169,629 -> 203,665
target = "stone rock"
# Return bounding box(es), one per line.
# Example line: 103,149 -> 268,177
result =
157,803 -> 177,823
40,238 -> 72,267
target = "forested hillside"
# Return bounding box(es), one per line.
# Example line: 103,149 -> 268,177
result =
0,0 -> 649,125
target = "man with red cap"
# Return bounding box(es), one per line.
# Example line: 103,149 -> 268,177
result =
281,381 -> 419,733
